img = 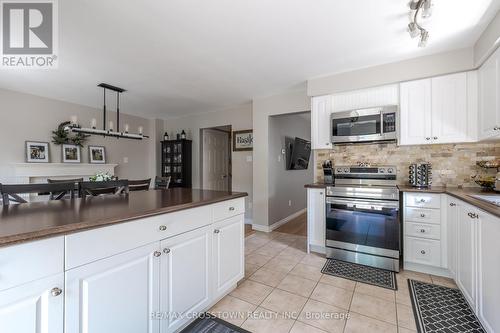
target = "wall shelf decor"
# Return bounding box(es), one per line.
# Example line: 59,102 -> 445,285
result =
161,139 -> 192,188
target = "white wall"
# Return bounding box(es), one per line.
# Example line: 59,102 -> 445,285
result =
164,104 -> 253,221
252,88 -> 310,227
0,88 -> 159,183
474,10 -> 500,66
268,112 -> 312,225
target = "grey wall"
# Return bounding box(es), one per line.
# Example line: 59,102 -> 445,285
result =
268,112 -> 312,225
0,88 -> 160,182
164,104 -> 253,221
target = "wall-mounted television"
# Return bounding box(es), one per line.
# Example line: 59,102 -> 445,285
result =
285,137 -> 311,170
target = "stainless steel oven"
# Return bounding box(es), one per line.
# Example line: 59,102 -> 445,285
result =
325,166 -> 400,271
331,105 -> 398,144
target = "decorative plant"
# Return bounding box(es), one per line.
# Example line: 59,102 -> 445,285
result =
52,121 -> 90,147
89,172 -> 116,182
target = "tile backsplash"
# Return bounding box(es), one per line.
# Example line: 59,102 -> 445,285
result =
315,142 -> 500,187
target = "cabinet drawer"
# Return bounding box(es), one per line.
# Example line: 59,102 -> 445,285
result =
0,237 -> 64,291
405,222 -> 441,240
213,198 -> 245,222
405,193 -> 441,209
405,207 -> 441,224
404,236 -> 441,267
65,205 -> 212,269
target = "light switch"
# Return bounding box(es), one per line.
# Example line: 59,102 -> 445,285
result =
123,157 -> 129,163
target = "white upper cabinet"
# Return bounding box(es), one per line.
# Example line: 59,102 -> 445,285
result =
400,72 -> 476,145
400,79 -> 432,145
311,95 -> 333,149
478,47 -> 500,140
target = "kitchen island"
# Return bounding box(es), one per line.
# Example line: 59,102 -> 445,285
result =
0,188 -> 247,333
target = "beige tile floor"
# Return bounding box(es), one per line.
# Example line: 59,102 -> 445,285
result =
209,230 -> 458,333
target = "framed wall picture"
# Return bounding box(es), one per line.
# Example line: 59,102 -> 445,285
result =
62,144 -> 81,163
89,146 -> 106,164
26,141 -> 50,163
233,130 -> 253,151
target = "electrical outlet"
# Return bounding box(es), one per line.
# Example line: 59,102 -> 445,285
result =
288,200 -> 292,206
123,157 -> 129,163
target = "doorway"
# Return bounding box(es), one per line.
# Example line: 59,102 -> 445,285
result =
200,125 -> 232,191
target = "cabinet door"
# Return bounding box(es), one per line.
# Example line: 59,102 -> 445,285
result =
160,226 -> 211,333
65,242 -> 160,333
477,211 -> 500,332
399,79 -> 432,145
0,273 -> 63,333
446,199 -> 459,279
456,204 -> 477,309
478,47 -> 500,140
212,214 -> 244,300
431,73 -> 469,144
311,95 -> 333,149
307,188 -> 325,252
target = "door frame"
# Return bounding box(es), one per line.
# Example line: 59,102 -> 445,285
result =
200,126 -> 232,191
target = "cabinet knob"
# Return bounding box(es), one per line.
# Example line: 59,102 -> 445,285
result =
433,137 -> 438,140
229,207 -> 235,211
153,251 -> 162,257
319,192 -> 323,195
214,229 -> 220,234
468,212 -> 473,218
419,199 -> 426,203
51,287 -> 62,297
494,127 -> 499,131
163,248 -> 171,254
420,213 -> 426,218
420,250 -> 426,255
326,143 -> 330,146
449,203 -> 456,206
470,213 -> 479,219
420,229 -> 426,233
159,225 -> 167,231
425,137 -> 431,140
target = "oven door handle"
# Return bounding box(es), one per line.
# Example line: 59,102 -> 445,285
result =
326,197 -> 399,210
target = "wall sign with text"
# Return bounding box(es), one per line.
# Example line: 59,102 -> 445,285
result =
233,130 -> 253,151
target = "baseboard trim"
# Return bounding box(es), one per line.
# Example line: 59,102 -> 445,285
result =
251,208 -> 307,233
403,262 -> 452,278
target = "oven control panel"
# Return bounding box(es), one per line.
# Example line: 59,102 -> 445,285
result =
335,166 -> 396,175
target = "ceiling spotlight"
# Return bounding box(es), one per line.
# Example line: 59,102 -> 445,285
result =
422,0 -> 433,18
407,22 -> 420,38
419,30 -> 429,47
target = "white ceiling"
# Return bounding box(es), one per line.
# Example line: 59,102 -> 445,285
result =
0,0 -> 498,119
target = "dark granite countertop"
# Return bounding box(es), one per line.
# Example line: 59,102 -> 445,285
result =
0,188 -> 247,248
304,183 -> 329,189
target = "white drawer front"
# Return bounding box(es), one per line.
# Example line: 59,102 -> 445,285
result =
405,237 -> 441,267
213,198 -> 245,222
405,222 -> 441,240
0,237 -> 64,291
65,205 -> 212,269
405,193 -> 441,209
404,207 -> 441,224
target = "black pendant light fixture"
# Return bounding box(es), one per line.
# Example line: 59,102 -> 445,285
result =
69,83 -> 149,140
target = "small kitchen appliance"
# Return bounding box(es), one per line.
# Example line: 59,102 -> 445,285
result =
408,163 -> 432,188
322,160 -> 334,184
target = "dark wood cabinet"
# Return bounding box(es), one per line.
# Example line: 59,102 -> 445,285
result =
161,140 -> 192,188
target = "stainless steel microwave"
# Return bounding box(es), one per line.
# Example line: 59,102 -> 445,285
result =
331,105 -> 398,144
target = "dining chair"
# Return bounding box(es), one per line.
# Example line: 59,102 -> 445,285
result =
129,178 -> 151,192
47,178 -> 83,200
155,176 -> 171,189
79,180 -> 129,198
0,182 -> 77,206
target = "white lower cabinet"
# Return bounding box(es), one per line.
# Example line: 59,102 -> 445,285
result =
65,242 -> 160,333
212,215 -> 244,300
160,225 -> 212,333
0,273 -> 64,333
307,188 -> 325,253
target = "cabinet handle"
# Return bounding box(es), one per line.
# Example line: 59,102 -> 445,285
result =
449,203 -> 456,206
163,248 -> 171,254
433,137 -> 438,140
419,199 -> 426,203
425,137 -> 431,141
229,207 -> 235,211
420,250 -> 426,255
51,287 -> 62,297
153,251 -> 161,257
420,229 -> 426,233
470,213 -> 479,219
319,192 -> 323,195
494,127 -> 499,131
420,213 -> 426,217
326,142 -> 330,146
468,212 -> 473,218
159,225 -> 167,231
214,229 -> 220,234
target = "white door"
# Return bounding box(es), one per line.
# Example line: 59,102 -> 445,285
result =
477,211 -> 500,332
212,214 -> 244,300
307,188 -> 325,252
160,225 -> 211,333
65,242 -> 160,333
431,73 -> 469,144
446,199 -> 459,279
399,79 -> 432,145
202,129 -> 230,191
456,204 -> 477,309
478,47 -> 499,140
311,95 -> 333,149
0,273 -> 64,333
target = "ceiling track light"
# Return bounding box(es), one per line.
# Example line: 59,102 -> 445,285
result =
407,0 -> 432,47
